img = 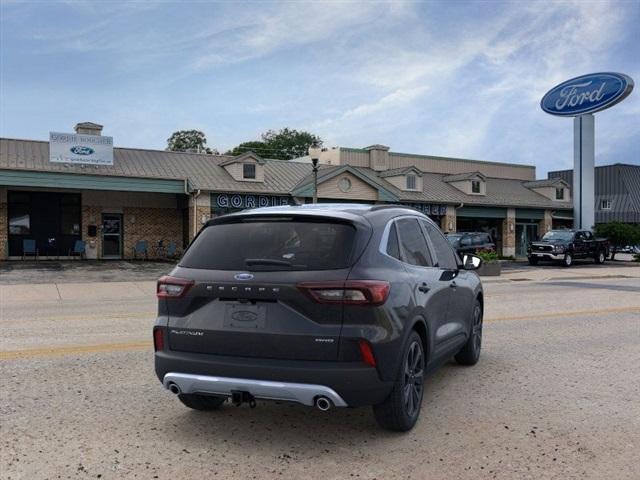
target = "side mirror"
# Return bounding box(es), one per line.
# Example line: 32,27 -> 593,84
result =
462,253 -> 482,270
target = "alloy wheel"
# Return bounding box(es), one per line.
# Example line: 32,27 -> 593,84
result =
403,341 -> 425,418
472,304 -> 483,353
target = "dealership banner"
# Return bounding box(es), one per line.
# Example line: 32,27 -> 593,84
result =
49,132 -> 114,165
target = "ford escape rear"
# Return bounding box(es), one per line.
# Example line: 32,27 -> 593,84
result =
154,204 -> 484,431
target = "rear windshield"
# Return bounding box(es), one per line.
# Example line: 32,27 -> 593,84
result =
180,219 -> 356,271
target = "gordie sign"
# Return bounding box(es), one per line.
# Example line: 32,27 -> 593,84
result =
541,72 -> 634,116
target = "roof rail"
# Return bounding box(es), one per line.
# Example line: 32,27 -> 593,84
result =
369,204 -> 421,212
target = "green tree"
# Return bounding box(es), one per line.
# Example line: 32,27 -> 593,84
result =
167,130 -> 217,154
594,222 -> 640,260
226,128 -> 322,160
225,141 -> 269,157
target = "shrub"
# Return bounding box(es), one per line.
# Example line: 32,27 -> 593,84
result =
477,251 -> 499,264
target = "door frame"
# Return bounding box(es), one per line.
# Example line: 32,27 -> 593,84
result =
101,213 -> 123,259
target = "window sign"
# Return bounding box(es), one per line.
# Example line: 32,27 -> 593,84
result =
50,132 -> 114,166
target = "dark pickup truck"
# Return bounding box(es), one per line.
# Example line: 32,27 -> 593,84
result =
527,230 -> 609,267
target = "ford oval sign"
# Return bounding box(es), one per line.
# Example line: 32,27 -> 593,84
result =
234,273 -> 254,281
541,72 -> 634,116
70,145 -> 95,155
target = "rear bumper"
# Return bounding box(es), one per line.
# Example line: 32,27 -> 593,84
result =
163,372 -> 348,407
155,350 -> 393,407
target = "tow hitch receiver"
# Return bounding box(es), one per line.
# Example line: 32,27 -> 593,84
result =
231,390 -> 257,408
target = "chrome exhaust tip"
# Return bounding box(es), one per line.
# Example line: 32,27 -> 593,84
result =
168,383 -> 181,395
315,396 -> 332,411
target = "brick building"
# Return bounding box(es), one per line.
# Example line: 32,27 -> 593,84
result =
0,123 -> 573,260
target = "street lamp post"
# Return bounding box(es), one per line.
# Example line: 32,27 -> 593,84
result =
312,157 -> 319,204
308,144 -> 321,204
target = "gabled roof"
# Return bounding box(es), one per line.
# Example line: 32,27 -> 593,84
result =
0,137 -> 574,210
0,137 -> 309,194
218,151 -> 266,167
378,166 -> 423,178
523,178 -> 568,188
292,164 -> 399,201
443,171 -> 486,182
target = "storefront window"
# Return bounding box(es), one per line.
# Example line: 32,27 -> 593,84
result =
8,192 -> 30,234
9,208 -> 30,234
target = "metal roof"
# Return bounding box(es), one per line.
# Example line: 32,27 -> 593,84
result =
443,171 -> 486,182
0,137 -> 311,195
0,137 -> 573,210
523,178 -> 567,188
549,164 -> 640,222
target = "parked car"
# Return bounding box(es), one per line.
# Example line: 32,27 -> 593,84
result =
154,204 -> 484,432
527,230 -> 609,267
446,232 -> 496,256
616,245 -> 640,254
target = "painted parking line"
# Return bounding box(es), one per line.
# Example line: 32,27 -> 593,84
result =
3,306 -> 639,360
486,306 -> 640,323
0,312 -> 156,324
0,341 -> 151,360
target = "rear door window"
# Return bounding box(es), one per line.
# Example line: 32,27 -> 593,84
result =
386,222 -> 401,260
422,221 -> 459,270
180,220 -> 356,270
396,218 -> 433,267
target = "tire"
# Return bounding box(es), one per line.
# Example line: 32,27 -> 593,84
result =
594,250 -> 606,264
177,393 -> 227,411
528,256 -> 538,265
373,331 -> 425,432
455,300 -> 483,366
562,253 -> 573,267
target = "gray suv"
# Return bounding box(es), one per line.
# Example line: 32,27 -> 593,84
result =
154,204 -> 484,431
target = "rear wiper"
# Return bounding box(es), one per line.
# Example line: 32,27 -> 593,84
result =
245,258 -> 292,267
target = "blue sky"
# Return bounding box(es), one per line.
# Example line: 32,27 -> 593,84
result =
1,0 -> 638,176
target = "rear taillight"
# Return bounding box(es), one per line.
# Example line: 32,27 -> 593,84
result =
297,280 -> 390,305
153,327 -> 165,352
358,339 -> 377,367
157,275 -> 194,299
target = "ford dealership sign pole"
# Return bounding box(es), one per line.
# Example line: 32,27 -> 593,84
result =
541,72 -> 633,230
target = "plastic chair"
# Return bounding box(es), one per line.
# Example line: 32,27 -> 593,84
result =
22,239 -> 38,260
166,240 -> 179,259
133,240 -> 149,260
69,240 -> 86,260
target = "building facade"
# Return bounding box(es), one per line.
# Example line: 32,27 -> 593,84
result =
0,124 -> 574,261
549,164 -> 640,225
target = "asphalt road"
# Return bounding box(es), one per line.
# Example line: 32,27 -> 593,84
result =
1,265 -> 639,479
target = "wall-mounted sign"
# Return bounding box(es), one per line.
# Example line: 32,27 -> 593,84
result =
540,72 -> 634,117
401,203 -> 447,216
212,193 -> 292,210
49,132 -> 114,165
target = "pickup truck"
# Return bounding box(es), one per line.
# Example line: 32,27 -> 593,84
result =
527,230 -> 609,267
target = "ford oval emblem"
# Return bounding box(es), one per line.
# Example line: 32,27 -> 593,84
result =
231,310 -> 258,322
70,146 -> 95,155
234,273 -> 254,281
541,72 -> 634,117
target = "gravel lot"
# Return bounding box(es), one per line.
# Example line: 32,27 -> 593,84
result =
1,262 -> 639,479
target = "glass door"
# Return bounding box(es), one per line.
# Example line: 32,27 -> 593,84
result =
102,214 -> 123,259
516,223 -> 539,257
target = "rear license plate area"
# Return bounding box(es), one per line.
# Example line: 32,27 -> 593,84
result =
224,304 -> 266,329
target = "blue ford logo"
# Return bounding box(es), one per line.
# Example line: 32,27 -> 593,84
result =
234,273 -> 254,281
541,72 -> 634,116
70,146 -> 95,155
